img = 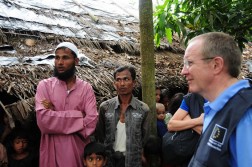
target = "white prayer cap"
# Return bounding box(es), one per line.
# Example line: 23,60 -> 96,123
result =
55,42 -> 78,57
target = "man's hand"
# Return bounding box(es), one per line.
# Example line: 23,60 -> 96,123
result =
41,99 -> 54,110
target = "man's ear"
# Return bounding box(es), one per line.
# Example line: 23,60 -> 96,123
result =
133,80 -> 136,88
212,56 -> 224,74
75,57 -> 79,65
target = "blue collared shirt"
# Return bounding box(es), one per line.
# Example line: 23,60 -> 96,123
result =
203,80 -> 252,167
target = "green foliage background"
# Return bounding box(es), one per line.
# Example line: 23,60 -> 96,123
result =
154,0 -> 252,50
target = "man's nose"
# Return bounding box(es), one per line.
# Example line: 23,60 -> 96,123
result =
20,142 -> 25,147
93,159 -> 97,165
55,58 -> 64,65
181,65 -> 188,75
58,58 -> 64,64
119,80 -> 126,85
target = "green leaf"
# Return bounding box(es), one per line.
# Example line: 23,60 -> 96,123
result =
209,14 -> 213,28
159,13 -> 166,30
194,14 -> 201,26
154,33 -> 161,47
165,28 -> 173,44
176,20 -> 187,37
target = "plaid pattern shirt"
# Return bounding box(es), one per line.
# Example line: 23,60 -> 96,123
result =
95,96 -> 150,167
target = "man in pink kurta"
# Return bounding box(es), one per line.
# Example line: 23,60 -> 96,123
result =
35,42 -> 98,167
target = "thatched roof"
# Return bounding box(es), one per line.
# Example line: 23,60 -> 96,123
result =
0,0 -> 142,53
0,46 -> 187,125
0,46 -> 186,104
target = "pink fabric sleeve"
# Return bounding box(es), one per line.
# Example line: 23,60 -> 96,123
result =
76,84 -> 98,139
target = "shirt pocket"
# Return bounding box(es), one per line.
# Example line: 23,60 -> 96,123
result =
131,112 -> 143,143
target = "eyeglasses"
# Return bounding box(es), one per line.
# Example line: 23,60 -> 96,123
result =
183,57 -> 214,69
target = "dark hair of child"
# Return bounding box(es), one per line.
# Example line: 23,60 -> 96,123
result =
143,135 -> 162,167
167,92 -> 184,115
83,142 -> 107,159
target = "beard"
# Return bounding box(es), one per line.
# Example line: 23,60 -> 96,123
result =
53,64 -> 76,81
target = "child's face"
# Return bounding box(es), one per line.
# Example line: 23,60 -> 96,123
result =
12,137 -> 28,154
83,153 -> 107,167
160,96 -> 169,110
156,89 -> 161,102
156,108 -> 165,121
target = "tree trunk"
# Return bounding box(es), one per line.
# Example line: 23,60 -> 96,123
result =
139,0 -> 156,136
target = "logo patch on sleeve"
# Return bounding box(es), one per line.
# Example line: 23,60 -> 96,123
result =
207,124 -> 227,151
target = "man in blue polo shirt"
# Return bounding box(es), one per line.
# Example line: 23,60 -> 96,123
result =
181,32 -> 252,167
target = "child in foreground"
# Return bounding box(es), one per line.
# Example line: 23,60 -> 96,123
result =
83,142 -> 107,167
156,103 -> 168,138
7,127 -> 38,167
